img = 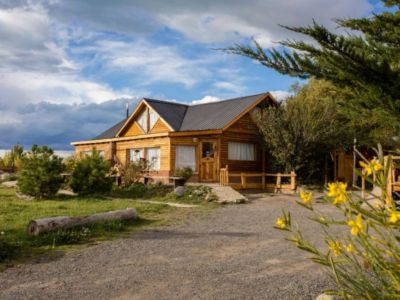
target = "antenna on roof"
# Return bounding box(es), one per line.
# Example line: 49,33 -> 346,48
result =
126,103 -> 129,118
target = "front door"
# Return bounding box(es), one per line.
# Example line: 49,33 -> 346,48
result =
200,140 -> 217,182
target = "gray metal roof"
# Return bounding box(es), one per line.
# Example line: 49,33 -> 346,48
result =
144,98 -> 188,130
179,93 -> 265,131
91,92 -> 269,140
93,118 -> 127,140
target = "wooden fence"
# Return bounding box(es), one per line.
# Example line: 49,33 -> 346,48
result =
220,166 -> 296,192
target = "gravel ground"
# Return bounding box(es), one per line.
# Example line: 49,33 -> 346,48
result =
0,193 -> 343,300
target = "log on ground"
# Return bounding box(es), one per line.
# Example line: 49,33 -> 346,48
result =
27,208 -> 137,236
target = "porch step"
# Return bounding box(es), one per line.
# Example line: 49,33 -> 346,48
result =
188,183 -> 248,204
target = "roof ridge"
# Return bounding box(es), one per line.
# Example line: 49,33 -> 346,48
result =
188,92 -> 268,107
143,98 -> 189,107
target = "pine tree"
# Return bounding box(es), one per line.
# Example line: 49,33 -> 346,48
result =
224,0 -> 400,131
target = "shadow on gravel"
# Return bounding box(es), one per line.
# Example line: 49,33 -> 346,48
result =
129,230 -> 257,240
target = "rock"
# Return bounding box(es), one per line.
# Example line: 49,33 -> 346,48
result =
1,180 -> 17,188
0,172 -> 10,180
15,191 -> 35,201
174,186 -> 186,197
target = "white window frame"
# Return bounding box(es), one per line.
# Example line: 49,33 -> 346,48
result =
228,142 -> 256,161
130,148 -> 144,162
175,145 -> 196,171
146,147 -> 161,171
149,109 -> 158,130
137,109 -> 148,133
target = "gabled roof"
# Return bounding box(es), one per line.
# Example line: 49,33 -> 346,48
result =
88,92 -> 275,141
144,98 -> 187,131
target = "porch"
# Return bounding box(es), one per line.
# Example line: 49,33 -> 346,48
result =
219,166 -> 297,193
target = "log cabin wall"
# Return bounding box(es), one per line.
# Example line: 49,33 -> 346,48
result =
115,136 -> 171,171
169,134 -> 220,182
74,142 -> 113,160
220,113 -> 266,173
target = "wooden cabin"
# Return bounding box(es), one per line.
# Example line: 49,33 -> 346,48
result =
71,92 -> 277,184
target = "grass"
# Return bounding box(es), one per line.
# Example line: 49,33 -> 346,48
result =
0,184 -> 218,269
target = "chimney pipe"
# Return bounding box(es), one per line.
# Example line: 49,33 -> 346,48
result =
126,103 -> 129,118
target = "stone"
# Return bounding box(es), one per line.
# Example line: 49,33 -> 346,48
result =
174,186 -> 186,197
1,180 -> 17,188
0,172 -> 10,180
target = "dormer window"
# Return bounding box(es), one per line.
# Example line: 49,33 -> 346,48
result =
137,108 -> 158,133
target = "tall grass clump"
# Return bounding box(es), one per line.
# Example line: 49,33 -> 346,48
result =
275,145 -> 400,299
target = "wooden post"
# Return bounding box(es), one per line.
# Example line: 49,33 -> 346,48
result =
290,171 -> 296,191
276,173 -> 281,193
361,176 -> 365,200
262,149 -> 266,190
262,173 -> 265,189
225,165 -> 229,186
385,156 -> 393,206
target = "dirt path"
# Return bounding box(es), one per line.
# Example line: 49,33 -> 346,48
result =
0,194 -> 340,300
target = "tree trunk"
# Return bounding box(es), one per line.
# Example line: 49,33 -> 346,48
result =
27,208 -> 137,236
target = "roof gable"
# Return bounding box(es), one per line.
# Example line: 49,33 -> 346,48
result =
144,98 -> 188,131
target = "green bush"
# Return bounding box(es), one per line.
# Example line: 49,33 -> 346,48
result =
69,149 -> 113,195
17,145 -> 64,199
63,155 -> 78,173
174,167 -> 194,183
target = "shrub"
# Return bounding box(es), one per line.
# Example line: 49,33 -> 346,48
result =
120,159 -> 150,187
275,146 -> 400,299
17,145 -> 64,199
69,149 -> 113,195
174,167 -> 194,184
63,155 -> 78,173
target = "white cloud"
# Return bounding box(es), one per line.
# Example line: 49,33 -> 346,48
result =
270,90 -> 291,101
32,0 -> 374,47
191,95 -> 220,105
90,40 -> 213,88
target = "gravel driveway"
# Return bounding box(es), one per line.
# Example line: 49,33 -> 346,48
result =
0,193 -> 341,300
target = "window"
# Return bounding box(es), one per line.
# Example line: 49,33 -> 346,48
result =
175,146 -> 196,171
130,148 -> 144,162
137,110 -> 148,132
228,142 -> 255,161
80,150 -> 104,158
201,142 -> 215,158
149,109 -> 158,129
146,147 -> 160,170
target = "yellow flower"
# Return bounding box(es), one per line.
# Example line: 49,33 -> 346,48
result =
328,240 -> 341,257
348,214 -> 363,236
299,190 -> 313,205
359,161 -> 372,176
388,209 -> 400,224
327,182 -> 347,204
345,243 -> 354,253
276,217 -> 286,229
371,158 -> 383,172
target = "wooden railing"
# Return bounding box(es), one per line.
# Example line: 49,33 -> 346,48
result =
220,166 -> 296,192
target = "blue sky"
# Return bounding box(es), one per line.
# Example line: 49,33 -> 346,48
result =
0,0 -> 381,149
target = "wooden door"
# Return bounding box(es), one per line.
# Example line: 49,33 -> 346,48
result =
200,140 -> 217,182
